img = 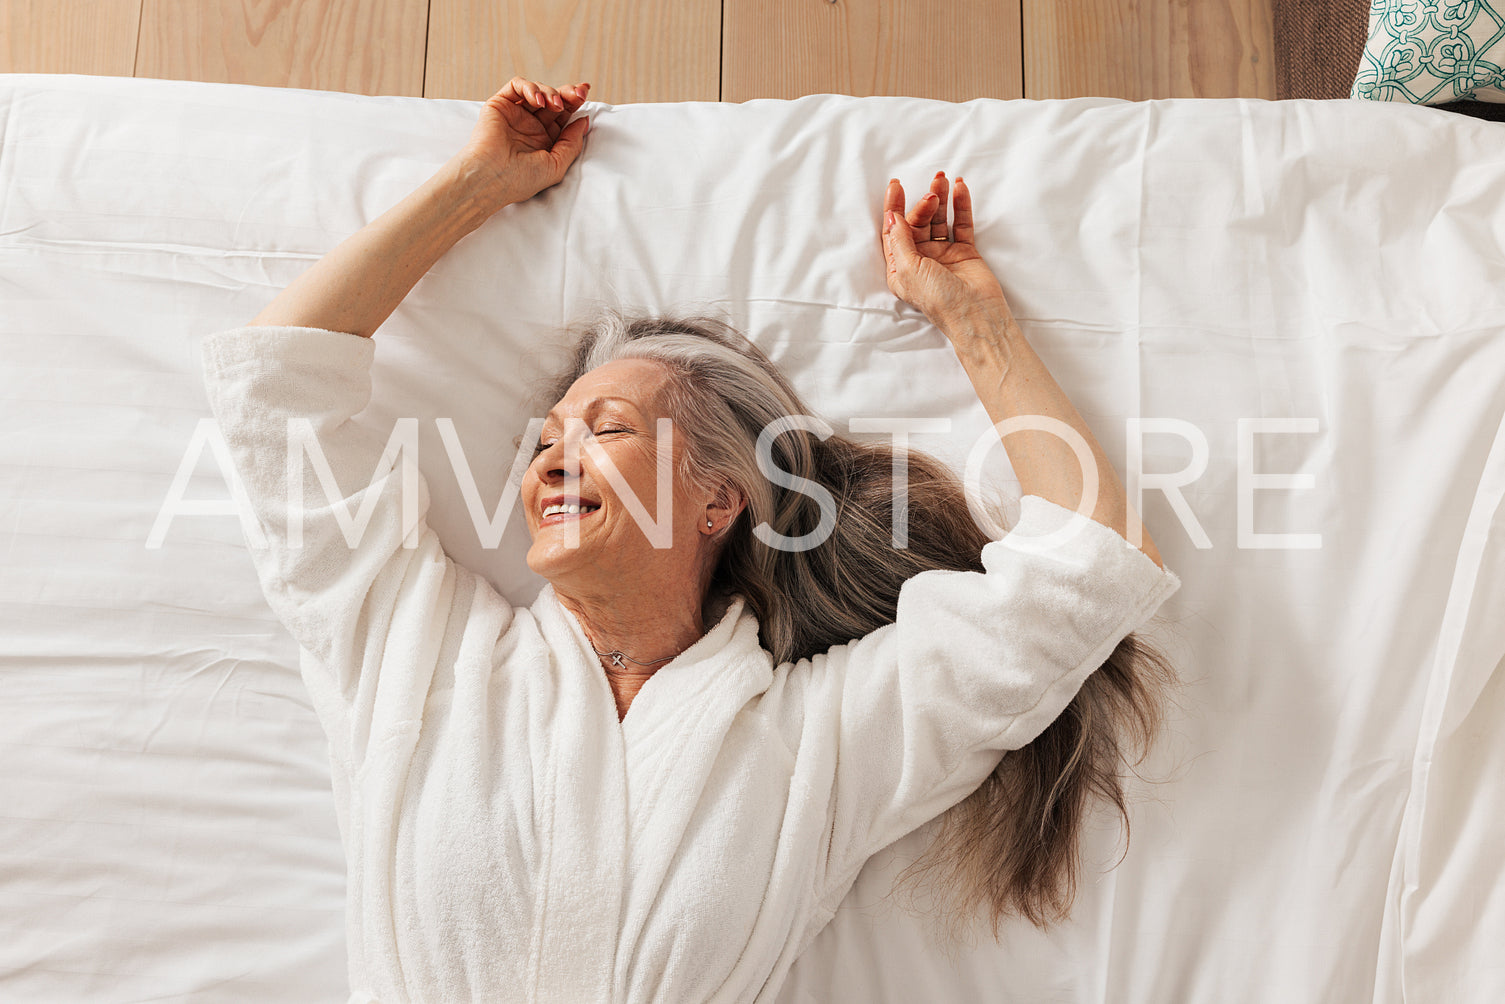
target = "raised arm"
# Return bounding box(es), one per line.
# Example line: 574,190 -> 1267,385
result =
204,79 -> 590,766
880,172 -> 1163,570
250,77 -> 592,339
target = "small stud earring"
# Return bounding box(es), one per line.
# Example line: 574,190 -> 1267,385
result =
706,519 -> 713,528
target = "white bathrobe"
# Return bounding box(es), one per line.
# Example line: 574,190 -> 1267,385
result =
198,326 -> 1181,1004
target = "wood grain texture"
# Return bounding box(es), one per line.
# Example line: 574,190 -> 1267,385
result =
135,0 -> 428,95
723,0 -> 1022,103
1022,0 -> 1275,99
425,0 -> 719,103
0,0 -> 141,75
7,0 -> 1275,104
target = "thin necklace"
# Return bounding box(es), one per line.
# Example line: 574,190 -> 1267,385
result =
594,648 -> 676,670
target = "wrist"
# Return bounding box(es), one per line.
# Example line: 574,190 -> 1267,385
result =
938,301 -> 1022,364
434,156 -> 513,229
937,297 -> 1016,334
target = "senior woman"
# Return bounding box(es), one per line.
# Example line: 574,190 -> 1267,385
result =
199,78 -> 1180,1003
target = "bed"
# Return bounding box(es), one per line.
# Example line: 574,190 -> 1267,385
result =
2,71 -> 1502,1003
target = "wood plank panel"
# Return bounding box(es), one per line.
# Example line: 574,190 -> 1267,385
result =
426,0 -> 718,103
724,0 -> 1023,103
1023,0 -> 1275,100
0,0 -> 141,76
725,0 -> 1023,103
135,0 -> 427,96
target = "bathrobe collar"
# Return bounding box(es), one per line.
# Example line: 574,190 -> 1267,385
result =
523,585 -> 777,1000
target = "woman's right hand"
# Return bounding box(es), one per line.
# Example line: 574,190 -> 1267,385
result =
454,76 -> 592,210
881,172 -> 1011,331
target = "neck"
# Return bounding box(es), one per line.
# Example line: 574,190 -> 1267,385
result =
553,582 -> 707,693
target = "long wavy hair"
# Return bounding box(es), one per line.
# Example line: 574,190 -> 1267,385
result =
539,306 -> 1179,946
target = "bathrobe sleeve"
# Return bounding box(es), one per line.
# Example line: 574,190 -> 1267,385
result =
198,325 -> 499,768
815,494 -> 1181,895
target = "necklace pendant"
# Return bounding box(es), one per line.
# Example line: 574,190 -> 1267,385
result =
608,651 -> 626,668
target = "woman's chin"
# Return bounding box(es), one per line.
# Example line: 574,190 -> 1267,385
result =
525,540 -> 591,582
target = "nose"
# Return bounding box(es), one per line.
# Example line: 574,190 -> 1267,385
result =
541,459 -> 576,484
532,423 -> 585,485
535,449 -> 577,485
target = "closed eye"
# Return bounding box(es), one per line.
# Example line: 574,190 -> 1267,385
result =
531,428 -> 628,456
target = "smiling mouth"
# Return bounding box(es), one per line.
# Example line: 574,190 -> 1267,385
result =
540,501 -> 601,524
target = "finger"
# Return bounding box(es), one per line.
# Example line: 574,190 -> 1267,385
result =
527,83 -> 584,135
906,191 -> 939,234
880,182 -> 898,260
883,209 -> 921,298
506,78 -> 555,110
511,80 -> 541,108
545,83 -> 589,128
953,176 -> 975,245
539,84 -> 564,110
504,80 -> 542,108
548,115 -> 591,173
929,172 -> 950,240
511,80 -> 552,110
885,178 -> 906,219
498,76 -> 533,105
884,209 -> 918,267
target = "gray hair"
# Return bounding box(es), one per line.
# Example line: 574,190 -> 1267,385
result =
541,305 -> 1179,946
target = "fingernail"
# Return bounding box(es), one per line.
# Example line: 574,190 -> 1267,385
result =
885,211 -> 894,227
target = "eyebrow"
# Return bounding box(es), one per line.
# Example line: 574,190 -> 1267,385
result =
543,396 -> 646,424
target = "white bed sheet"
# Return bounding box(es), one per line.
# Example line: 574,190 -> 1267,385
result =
1,72 -> 1502,1003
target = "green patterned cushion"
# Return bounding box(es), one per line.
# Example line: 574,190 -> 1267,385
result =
1351,0 -> 1505,104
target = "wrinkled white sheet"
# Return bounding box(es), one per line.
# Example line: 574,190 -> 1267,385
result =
1,72 -> 1501,1003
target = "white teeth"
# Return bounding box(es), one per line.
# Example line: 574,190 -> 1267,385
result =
543,502 -> 599,518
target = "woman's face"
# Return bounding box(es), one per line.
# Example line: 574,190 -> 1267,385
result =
522,358 -> 712,593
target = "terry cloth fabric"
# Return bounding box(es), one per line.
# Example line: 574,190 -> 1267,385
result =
197,324 -> 1181,1004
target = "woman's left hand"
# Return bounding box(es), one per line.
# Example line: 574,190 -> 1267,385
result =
455,76 -> 592,210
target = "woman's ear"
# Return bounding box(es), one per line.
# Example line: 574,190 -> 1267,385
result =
704,484 -> 746,533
